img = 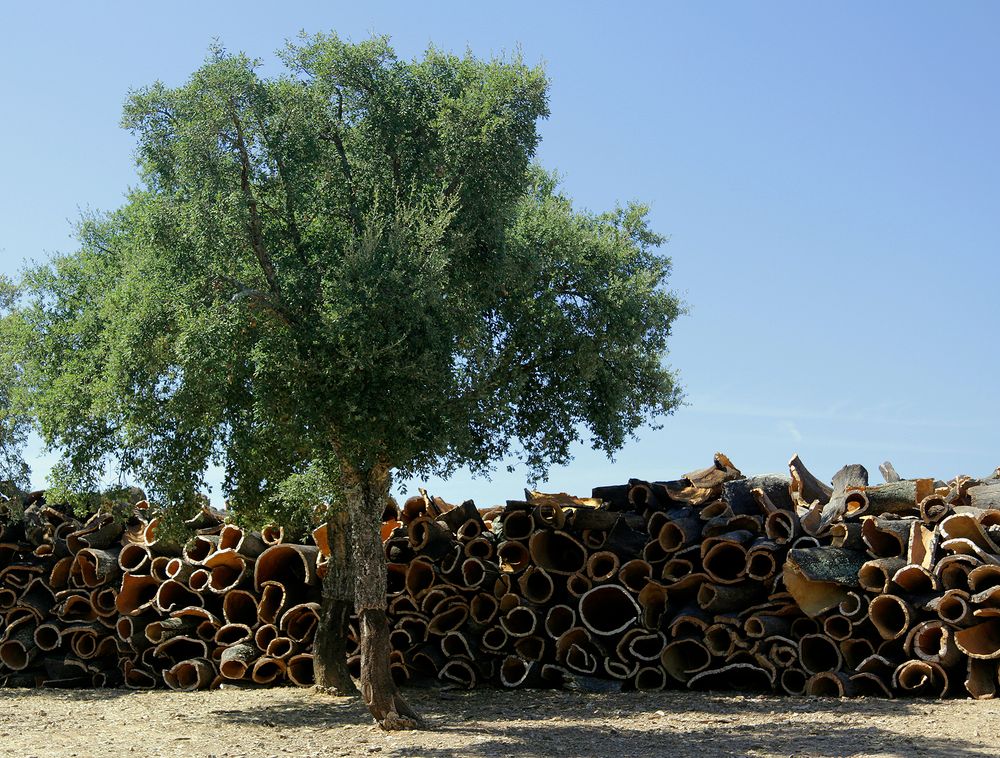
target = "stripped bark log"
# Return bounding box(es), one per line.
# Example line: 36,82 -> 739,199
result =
528,531 -> 587,575
799,634 -> 843,675
965,658 -> 997,699
164,658 -> 214,691
955,620 -> 1000,660
869,595 -> 914,641
816,464 -> 869,534
783,548 -> 866,617
806,671 -> 857,697
846,480 -> 935,519
287,653 -> 315,687
789,454 -> 833,507
893,659 -> 948,697
661,639 -> 711,683
968,481 -> 1000,511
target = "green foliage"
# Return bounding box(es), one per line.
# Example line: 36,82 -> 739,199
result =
1,33 -> 683,522
0,275 -> 30,494
42,460 -> 143,521
234,458 -> 339,541
0,496 -> 24,527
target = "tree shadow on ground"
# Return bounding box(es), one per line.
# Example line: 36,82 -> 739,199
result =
0,686 -> 136,703
213,686 -> 995,758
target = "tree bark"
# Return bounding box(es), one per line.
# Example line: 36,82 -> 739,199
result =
345,463 -> 423,730
313,502 -> 356,694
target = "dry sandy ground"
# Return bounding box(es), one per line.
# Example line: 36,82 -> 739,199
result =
0,685 -> 997,758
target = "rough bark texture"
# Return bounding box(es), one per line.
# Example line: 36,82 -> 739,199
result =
850,479 -> 935,518
819,464 -> 869,532
346,464 -> 423,730
969,481 -> 1000,510
879,461 -> 902,483
723,474 -> 794,515
788,454 -> 833,505
784,547 -> 868,617
313,503 -> 356,694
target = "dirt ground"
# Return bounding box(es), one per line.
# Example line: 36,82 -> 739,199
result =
0,685 -> 997,758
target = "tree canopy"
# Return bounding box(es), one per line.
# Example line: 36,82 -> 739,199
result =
3,33 -> 682,517
1,32 -> 683,727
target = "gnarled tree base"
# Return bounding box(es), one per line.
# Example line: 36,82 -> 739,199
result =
312,595 -> 356,695
359,608 -> 424,730
313,503 -> 357,696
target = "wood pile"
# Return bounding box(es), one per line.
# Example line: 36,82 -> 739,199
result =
2,453 -> 1000,699
378,456 -> 1000,698
0,495 -> 320,689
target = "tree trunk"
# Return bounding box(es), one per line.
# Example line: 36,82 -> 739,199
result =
345,463 -> 423,730
313,502 -> 356,694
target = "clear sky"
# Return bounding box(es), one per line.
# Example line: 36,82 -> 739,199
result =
1,1 -> 998,506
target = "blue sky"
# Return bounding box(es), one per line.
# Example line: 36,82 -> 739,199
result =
1,2 -> 998,506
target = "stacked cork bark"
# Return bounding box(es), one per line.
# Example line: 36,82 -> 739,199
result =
379,456 -> 1000,698
2,453 -> 1000,699
0,497 -> 320,689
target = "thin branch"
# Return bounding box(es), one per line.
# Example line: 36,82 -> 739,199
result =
320,89 -> 362,235
251,107 -> 308,268
229,101 -> 282,298
273,154 -> 304,251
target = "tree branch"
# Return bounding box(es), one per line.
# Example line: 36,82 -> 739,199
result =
273,153 -> 305,257
319,89 -> 362,236
229,102 -> 282,298
251,108 -> 309,269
